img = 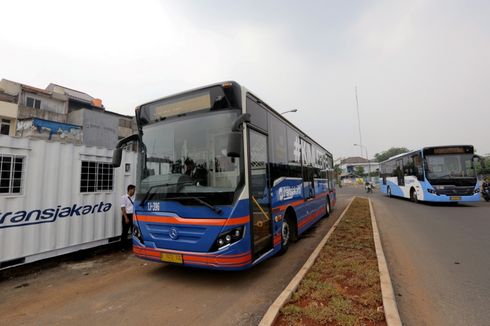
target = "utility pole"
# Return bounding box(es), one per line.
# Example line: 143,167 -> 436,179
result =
355,86 -> 363,157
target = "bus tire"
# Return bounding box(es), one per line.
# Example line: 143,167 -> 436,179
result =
278,217 -> 292,255
285,207 -> 299,242
324,196 -> 331,218
410,188 -> 418,203
387,186 -> 392,197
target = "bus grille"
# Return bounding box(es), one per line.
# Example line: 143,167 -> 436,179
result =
146,224 -> 207,244
435,186 -> 474,196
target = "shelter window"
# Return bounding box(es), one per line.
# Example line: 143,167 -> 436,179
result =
0,155 -> 25,195
81,161 -> 114,192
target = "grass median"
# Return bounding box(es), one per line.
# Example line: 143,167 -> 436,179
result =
275,197 -> 386,326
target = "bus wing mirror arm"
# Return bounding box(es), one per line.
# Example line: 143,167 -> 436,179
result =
113,133 -> 140,168
231,113 -> 251,132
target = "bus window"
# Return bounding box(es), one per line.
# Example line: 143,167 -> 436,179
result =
268,115 -> 288,185
287,127 -> 302,178
246,96 -> 268,131
412,153 -> 424,181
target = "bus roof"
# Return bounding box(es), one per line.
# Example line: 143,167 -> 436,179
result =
380,145 -> 474,164
136,81 -> 239,110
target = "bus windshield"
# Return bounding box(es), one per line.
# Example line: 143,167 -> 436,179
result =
425,154 -> 476,179
137,111 -> 242,205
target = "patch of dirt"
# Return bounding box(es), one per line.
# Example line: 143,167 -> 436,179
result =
275,197 -> 386,326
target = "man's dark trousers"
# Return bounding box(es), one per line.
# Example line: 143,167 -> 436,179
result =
121,214 -> 134,248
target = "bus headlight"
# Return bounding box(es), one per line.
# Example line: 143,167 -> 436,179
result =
427,188 -> 437,194
474,188 -> 480,194
212,226 -> 245,251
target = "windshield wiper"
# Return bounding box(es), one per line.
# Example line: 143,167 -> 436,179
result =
434,174 -> 470,179
140,181 -> 195,206
435,174 -> 452,179
170,195 -> 222,214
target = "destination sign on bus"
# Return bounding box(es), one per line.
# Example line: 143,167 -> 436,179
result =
153,92 -> 211,119
433,147 -> 468,154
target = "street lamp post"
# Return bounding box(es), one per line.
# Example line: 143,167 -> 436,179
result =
280,109 -> 298,115
354,143 -> 371,181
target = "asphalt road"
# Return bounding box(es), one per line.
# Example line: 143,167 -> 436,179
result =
349,185 -> 490,326
0,193 -> 351,326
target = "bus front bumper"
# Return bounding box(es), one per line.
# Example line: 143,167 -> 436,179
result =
423,192 -> 481,202
132,245 -> 253,270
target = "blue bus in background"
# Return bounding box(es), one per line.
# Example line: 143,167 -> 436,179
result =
379,145 -> 481,203
113,81 -> 336,270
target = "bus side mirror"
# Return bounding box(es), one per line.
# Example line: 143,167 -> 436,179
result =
227,132 -> 242,158
112,133 -> 140,168
477,156 -> 486,170
113,148 -> 123,167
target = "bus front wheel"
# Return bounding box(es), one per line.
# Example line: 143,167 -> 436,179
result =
410,189 -> 418,203
387,186 -> 392,197
325,197 -> 331,217
278,218 -> 292,255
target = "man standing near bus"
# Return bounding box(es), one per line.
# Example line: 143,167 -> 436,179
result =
120,184 -> 136,250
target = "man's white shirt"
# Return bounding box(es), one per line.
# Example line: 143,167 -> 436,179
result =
121,194 -> 135,214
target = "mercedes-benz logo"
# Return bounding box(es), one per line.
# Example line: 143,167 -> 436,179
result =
169,227 -> 179,240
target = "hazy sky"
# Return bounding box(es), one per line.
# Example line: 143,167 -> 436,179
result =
1,0 -> 489,158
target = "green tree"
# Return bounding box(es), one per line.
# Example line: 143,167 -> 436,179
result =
354,166 -> 365,177
374,147 -> 410,163
476,156 -> 490,175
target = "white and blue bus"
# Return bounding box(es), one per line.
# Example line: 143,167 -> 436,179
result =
379,145 -> 480,203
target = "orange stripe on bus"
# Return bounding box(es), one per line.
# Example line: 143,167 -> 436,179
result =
133,246 -> 251,260
273,234 -> 281,246
298,208 -> 325,228
271,191 -> 330,213
184,260 -> 251,268
135,215 -> 249,226
184,254 -> 251,265
133,247 -> 160,258
133,246 -> 252,267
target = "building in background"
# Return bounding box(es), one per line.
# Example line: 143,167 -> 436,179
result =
47,83 -> 136,148
67,108 -> 135,149
46,83 -> 105,113
0,78 -> 137,148
339,156 -> 379,181
0,90 -> 18,136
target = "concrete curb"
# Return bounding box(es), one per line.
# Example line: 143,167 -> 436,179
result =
369,198 -> 402,326
258,196 -> 356,326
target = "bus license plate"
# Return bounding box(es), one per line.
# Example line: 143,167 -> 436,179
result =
160,253 -> 183,264
450,196 -> 461,201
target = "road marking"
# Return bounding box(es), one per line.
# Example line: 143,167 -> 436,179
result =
369,198 -> 402,326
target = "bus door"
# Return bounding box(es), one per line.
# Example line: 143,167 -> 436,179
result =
248,129 -> 273,258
